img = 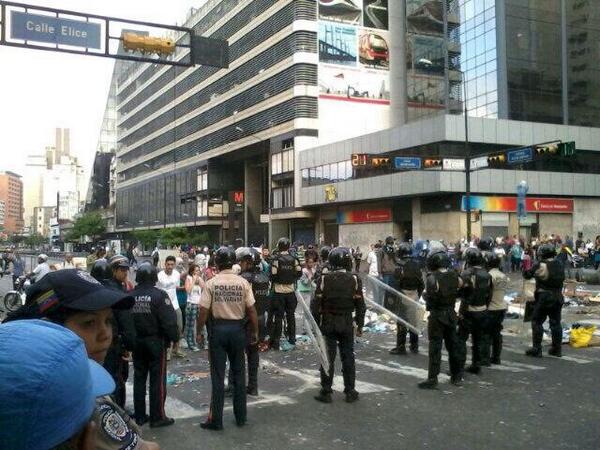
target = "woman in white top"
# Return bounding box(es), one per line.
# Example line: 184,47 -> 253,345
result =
185,264 -> 206,351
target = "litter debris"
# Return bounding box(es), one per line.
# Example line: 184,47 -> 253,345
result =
280,341 -> 296,352
569,324 -> 598,348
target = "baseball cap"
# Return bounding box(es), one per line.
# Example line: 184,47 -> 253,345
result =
0,320 -> 115,450
109,254 -> 130,269
25,269 -> 134,314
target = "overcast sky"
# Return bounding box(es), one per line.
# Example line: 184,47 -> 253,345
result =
0,0 -> 204,177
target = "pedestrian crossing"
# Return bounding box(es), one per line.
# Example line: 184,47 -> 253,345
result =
123,336 -> 600,421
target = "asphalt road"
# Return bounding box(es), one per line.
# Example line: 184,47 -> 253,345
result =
1,275 -> 599,449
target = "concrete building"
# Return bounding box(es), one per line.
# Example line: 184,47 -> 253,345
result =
23,128 -> 86,226
33,206 -> 57,238
0,171 -> 24,234
0,200 -> 5,227
113,0 -> 600,246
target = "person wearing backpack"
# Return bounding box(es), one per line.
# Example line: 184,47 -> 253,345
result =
390,243 -> 424,355
268,237 -> 302,350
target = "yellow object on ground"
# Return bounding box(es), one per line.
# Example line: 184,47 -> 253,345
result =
570,326 -> 597,348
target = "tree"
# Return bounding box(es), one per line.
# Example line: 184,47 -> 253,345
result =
131,229 -> 159,250
158,227 -> 189,248
25,233 -> 47,248
67,211 -> 106,242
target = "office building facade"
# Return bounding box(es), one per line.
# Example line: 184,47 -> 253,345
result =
0,171 -> 24,234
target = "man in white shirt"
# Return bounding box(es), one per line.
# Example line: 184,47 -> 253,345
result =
31,254 -> 51,283
158,255 -> 185,358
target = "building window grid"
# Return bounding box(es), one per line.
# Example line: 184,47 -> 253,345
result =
459,1 -> 498,119
271,149 -> 294,175
301,160 -> 353,187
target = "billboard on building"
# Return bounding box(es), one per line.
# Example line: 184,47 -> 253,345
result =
318,0 -> 390,142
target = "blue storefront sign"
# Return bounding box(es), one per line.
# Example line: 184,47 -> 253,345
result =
394,157 -> 421,170
507,147 -> 533,164
11,11 -> 101,49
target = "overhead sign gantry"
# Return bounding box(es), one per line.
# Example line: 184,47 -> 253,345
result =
0,1 -> 228,68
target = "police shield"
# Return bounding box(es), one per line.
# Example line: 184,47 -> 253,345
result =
360,274 -> 426,334
295,291 -> 330,376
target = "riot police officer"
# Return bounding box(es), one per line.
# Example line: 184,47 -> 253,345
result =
238,248 -> 270,396
311,247 -> 366,403
268,237 -> 302,350
458,248 -> 493,375
314,246 -> 332,286
197,247 -> 258,431
90,258 -> 112,283
130,262 -> 178,428
524,244 -> 565,357
477,236 -> 495,269
103,255 -> 136,408
418,246 -> 463,389
485,252 -> 509,364
390,243 -> 424,355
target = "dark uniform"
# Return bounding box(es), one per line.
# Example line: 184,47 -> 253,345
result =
131,263 -> 178,427
311,248 -> 366,403
390,245 -> 424,354
419,249 -> 463,389
103,277 -> 136,408
524,244 -> 565,357
269,238 -> 302,349
240,265 -> 270,394
199,247 -> 257,430
458,248 -> 493,374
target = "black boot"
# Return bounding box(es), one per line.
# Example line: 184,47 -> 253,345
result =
345,390 -> 359,403
247,386 -> 258,396
466,365 -> 481,375
134,414 -> 149,426
389,347 -> 407,355
314,391 -> 333,403
548,346 -> 562,357
418,378 -> 438,389
525,347 -> 542,357
450,374 -> 464,386
200,421 -> 223,431
150,417 -> 175,428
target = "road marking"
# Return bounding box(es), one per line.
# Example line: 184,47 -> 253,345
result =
357,358 -> 450,382
262,360 -> 393,394
502,345 -> 594,364
125,382 -> 203,419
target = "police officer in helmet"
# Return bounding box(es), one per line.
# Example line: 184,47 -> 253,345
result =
197,247 -> 258,430
130,262 -> 178,427
314,246 -> 332,285
268,237 -> 302,350
237,247 -> 270,396
477,237 -> 495,269
418,246 -> 463,389
90,258 -> 112,283
457,248 -> 493,375
484,252 -> 509,364
311,247 -> 366,403
103,255 -> 137,408
390,243 -> 424,355
523,244 -> 565,357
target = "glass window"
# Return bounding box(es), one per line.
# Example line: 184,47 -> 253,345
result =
271,153 -> 282,175
330,163 -> 338,182
197,198 -> 208,217
322,164 -> 330,182
197,168 -> 208,191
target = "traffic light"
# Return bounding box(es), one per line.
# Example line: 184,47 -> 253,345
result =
423,158 -> 442,168
535,143 -> 559,155
122,32 -> 176,57
559,141 -> 576,157
487,153 -> 506,168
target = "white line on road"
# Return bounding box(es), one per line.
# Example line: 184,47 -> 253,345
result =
358,358 -> 450,382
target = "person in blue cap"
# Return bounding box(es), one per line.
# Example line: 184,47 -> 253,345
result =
0,319 -> 116,450
2,269 -> 160,450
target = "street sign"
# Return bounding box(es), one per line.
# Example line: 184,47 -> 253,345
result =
507,147 -> 533,164
443,158 -> 465,171
471,156 -> 489,170
10,11 -> 101,49
394,157 -> 421,170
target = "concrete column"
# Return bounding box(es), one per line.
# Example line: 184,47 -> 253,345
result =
411,197 -> 421,239
244,160 -> 264,246
389,0 -> 408,127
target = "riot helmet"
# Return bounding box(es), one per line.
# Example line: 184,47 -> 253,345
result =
277,237 -> 290,251
235,247 -> 252,262
426,248 -> 450,271
90,259 -> 112,282
320,245 -> 332,262
478,237 -> 494,252
215,246 -> 236,270
537,244 -> 556,260
328,247 -> 353,271
463,247 -> 484,267
136,262 -> 158,285
385,236 -> 395,246
397,242 -> 413,259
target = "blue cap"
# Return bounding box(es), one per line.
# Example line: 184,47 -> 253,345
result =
0,320 -> 115,450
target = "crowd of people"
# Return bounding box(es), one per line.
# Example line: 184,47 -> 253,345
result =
0,231 -> 573,448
